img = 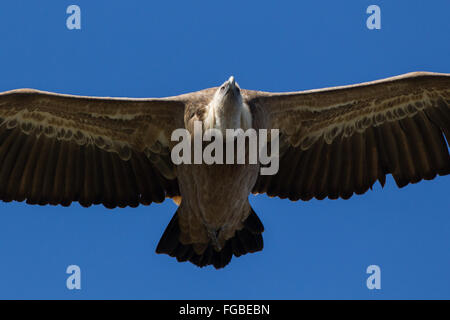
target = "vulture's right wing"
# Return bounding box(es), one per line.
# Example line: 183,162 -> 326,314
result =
0,89 -> 186,208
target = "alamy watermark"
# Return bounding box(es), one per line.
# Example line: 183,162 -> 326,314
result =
366,265 -> 381,290
170,121 -> 280,175
66,264 -> 81,290
66,5 -> 81,30
366,5 -> 381,30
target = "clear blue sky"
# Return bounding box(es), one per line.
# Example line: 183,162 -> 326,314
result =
0,0 -> 448,299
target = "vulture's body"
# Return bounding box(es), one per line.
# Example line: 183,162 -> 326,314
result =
0,72 -> 449,268
163,78 -> 263,264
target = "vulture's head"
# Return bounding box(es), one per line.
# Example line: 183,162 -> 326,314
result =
213,76 -> 242,107
206,76 -> 251,132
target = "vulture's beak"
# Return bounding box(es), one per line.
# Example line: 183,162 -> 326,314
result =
228,76 -> 235,88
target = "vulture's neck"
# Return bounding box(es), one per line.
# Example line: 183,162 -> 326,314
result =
205,97 -> 252,133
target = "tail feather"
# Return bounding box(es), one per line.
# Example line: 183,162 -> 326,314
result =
156,206 -> 264,269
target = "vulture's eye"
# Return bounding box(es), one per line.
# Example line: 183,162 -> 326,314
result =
220,86 -> 226,91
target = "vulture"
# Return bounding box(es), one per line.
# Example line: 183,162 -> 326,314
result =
0,71 -> 449,269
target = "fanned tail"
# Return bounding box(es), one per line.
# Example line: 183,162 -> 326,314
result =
156,206 -> 264,269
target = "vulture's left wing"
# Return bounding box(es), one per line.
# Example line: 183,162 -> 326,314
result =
250,72 -> 450,200
0,89 -> 186,208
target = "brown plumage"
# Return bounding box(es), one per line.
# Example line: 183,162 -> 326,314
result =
0,72 -> 449,269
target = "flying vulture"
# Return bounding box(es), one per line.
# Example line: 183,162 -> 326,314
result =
0,71 -> 449,269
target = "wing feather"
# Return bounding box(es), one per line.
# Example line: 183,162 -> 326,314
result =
250,72 -> 450,200
0,89 -> 185,208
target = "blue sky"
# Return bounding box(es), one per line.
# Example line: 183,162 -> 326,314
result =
0,0 -> 449,299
